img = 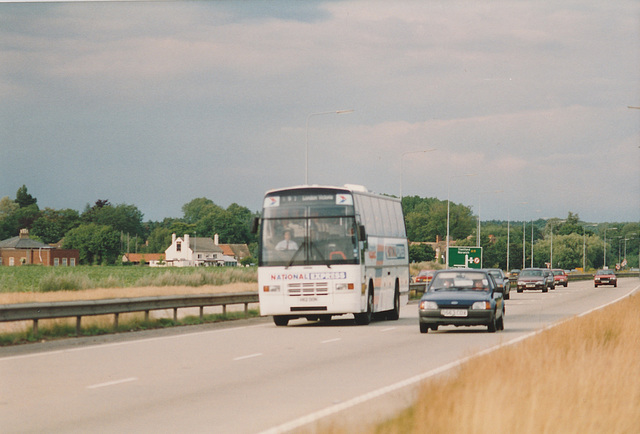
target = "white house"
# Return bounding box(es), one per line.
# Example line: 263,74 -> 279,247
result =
164,233 -> 224,267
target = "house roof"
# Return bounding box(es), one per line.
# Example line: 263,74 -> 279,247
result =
187,237 -> 223,253
0,235 -> 52,250
228,244 -> 251,258
123,253 -> 164,262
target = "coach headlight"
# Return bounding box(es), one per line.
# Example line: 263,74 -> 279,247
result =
263,285 -> 281,293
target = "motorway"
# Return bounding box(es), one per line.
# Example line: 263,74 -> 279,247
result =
1,278 -> 638,434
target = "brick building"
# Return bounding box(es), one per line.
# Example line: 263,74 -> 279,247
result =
0,229 -> 79,267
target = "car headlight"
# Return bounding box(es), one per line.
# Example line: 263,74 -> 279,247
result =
472,301 -> 491,310
419,300 -> 438,310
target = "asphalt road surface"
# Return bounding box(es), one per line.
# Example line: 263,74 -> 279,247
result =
1,277 -> 638,433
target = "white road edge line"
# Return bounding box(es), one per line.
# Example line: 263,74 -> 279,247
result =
380,327 -> 395,332
0,323 -> 270,362
87,377 -> 138,390
258,284 -> 640,434
321,338 -> 341,344
233,353 -> 263,361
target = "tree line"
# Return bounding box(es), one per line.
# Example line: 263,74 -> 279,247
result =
1,186 -> 638,269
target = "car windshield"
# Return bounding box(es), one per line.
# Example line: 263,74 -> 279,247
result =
552,270 -> 563,275
596,270 -> 614,275
520,269 -> 542,277
487,270 -> 502,278
430,271 -> 490,292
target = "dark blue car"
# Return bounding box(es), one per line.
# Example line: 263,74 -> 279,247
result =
419,269 -> 505,333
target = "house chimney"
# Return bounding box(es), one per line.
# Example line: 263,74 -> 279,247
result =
19,228 -> 29,239
172,233 -> 176,244
214,234 -> 219,245
184,234 -> 190,249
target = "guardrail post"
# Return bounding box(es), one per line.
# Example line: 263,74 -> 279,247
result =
145,310 -> 149,322
114,313 -> 119,330
223,304 -> 227,315
199,306 -> 204,320
244,303 -> 249,317
33,319 -> 38,335
76,316 -> 81,335
173,308 -> 178,322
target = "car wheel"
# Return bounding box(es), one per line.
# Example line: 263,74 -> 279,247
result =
497,315 -> 504,331
355,286 -> 373,325
614,282 -> 617,287
419,323 -> 429,333
273,316 -> 289,326
594,284 -> 598,288
488,315 -> 497,333
543,287 -> 548,293
517,288 -> 523,293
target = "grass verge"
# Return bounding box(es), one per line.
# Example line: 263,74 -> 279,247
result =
370,292 -> 640,434
0,309 -> 260,346
0,265 -> 257,293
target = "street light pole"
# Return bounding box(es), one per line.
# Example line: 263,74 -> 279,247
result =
476,189 -> 503,248
446,173 -> 477,268
549,219 -> 566,269
400,149 -> 437,199
603,226 -> 617,268
305,109 -> 354,185
582,224 -> 597,272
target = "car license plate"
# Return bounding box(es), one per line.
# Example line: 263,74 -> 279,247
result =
527,283 -> 536,288
441,309 -> 468,317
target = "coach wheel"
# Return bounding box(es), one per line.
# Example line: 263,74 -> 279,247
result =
273,316 -> 289,326
387,282 -> 400,321
355,285 -> 373,325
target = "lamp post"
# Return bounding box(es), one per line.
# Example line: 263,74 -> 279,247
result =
400,149 -> 437,199
582,224 -> 597,272
603,227 -> 617,268
507,201 -> 528,273
624,234 -> 637,263
476,190 -> 503,248
305,109 -> 354,185
549,219 -> 566,269
446,173 -> 477,268
530,209 -> 541,268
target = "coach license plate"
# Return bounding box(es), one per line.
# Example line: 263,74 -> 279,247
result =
299,297 -> 318,302
441,309 -> 468,317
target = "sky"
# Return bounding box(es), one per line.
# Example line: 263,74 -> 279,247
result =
1,0 -> 639,225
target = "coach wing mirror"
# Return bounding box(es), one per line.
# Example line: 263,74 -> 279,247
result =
250,217 -> 260,234
358,224 -> 366,241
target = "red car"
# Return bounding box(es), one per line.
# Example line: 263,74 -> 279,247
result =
551,269 -> 568,287
415,270 -> 434,283
594,269 -> 617,287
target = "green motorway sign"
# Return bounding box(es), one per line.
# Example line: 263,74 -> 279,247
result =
448,246 -> 483,268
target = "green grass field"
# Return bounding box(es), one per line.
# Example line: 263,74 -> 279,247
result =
0,265 -> 257,293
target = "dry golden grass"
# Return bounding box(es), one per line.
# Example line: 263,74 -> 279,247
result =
373,293 -> 640,434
